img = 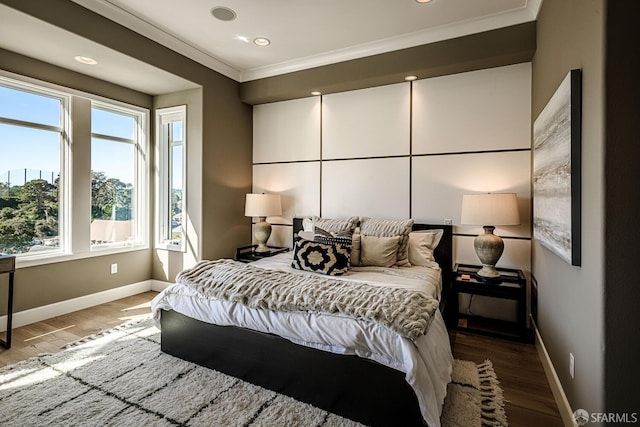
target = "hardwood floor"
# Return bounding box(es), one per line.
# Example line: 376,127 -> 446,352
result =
0,292 -> 563,426
449,330 -> 563,427
0,291 -> 156,368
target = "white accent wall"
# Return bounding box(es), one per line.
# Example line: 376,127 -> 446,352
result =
252,63 -> 532,321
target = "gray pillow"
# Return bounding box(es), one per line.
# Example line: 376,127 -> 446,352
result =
303,216 -> 359,233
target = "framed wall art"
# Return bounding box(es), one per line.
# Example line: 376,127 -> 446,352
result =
533,69 -> 582,266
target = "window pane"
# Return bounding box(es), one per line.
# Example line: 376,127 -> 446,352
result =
171,141 -> 183,243
91,108 -> 135,140
156,108 -> 185,250
90,137 -> 135,246
171,121 -> 183,143
0,86 -> 61,127
0,124 -> 60,254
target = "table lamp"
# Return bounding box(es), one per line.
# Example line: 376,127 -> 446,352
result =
245,193 -> 282,254
461,193 -> 520,281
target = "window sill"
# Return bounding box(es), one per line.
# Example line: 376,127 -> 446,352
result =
155,241 -> 186,253
15,244 -> 150,269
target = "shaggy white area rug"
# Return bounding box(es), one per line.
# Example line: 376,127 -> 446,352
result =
0,318 -> 507,427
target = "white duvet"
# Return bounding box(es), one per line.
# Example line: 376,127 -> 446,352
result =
151,253 -> 453,427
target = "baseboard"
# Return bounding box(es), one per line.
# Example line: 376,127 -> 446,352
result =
0,280 -> 170,332
150,279 -> 172,292
532,316 -> 576,426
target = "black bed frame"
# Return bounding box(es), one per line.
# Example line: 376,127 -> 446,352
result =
160,220 -> 452,427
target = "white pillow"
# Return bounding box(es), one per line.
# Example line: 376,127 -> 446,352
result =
360,235 -> 401,268
408,229 -> 443,268
297,230 -> 315,241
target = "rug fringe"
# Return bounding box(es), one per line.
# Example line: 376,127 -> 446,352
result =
477,360 -> 508,427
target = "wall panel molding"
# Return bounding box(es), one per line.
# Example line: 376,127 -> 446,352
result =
252,65 -> 532,292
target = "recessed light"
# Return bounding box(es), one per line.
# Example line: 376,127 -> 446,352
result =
404,75 -> 418,81
416,0 -> 433,3
253,37 -> 271,47
74,56 -> 98,65
311,91 -> 322,96
211,6 -> 237,21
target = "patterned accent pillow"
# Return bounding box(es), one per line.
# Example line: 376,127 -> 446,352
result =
291,238 -> 350,276
359,218 -> 414,266
314,226 -> 353,247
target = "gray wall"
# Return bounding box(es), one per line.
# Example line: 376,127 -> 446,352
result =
531,0 -> 605,417
241,22 -> 535,105
0,0 -> 252,309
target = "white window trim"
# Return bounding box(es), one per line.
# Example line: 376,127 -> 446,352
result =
0,71 -> 150,269
90,101 -> 149,252
0,76 -> 71,261
155,105 -> 187,252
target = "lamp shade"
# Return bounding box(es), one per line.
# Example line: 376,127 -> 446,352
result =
245,193 -> 282,218
461,193 -> 520,226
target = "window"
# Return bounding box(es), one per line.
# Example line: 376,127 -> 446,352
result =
0,79 -> 68,256
91,102 -> 147,248
156,106 -> 186,251
0,73 -> 149,265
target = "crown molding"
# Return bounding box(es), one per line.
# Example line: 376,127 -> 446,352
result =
70,0 -> 240,81
240,2 -> 540,82
71,0 -> 541,83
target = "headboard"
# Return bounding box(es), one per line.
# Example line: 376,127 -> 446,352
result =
292,218 -> 454,302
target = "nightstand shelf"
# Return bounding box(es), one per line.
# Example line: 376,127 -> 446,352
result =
236,245 -> 289,263
451,263 -> 528,341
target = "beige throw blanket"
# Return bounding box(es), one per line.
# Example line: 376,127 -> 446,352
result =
175,259 -> 440,340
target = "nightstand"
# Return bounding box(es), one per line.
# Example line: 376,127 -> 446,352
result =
236,245 -> 289,263
0,254 -> 16,349
451,263 -> 528,341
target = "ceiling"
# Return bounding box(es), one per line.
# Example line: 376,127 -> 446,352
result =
69,0 -> 541,82
0,4 -> 199,95
0,1 -> 541,94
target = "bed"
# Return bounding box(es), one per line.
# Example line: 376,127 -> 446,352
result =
152,218 -> 454,427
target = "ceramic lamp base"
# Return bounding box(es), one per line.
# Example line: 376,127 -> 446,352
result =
474,226 -> 504,280
253,217 -> 272,254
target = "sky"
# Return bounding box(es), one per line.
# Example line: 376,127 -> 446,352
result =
0,85 -> 137,186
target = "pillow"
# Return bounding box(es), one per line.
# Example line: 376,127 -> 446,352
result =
297,230 -> 315,241
291,238 -> 350,276
350,232 -> 362,266
314,226 -> 353,247
359,218 -> 414,266
302,216 -> 359,233
359,235 -> 401,268
408,229 -> 444,268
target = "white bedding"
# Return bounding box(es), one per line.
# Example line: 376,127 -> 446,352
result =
151,252 -> 453,427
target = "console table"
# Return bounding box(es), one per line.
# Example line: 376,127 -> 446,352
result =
0,254 -> 15,349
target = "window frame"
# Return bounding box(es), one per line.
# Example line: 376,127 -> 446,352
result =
0,76 -> 71,260
90,101 -> 148,251
0,71 -> 150,269
155,105 -> 187,252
